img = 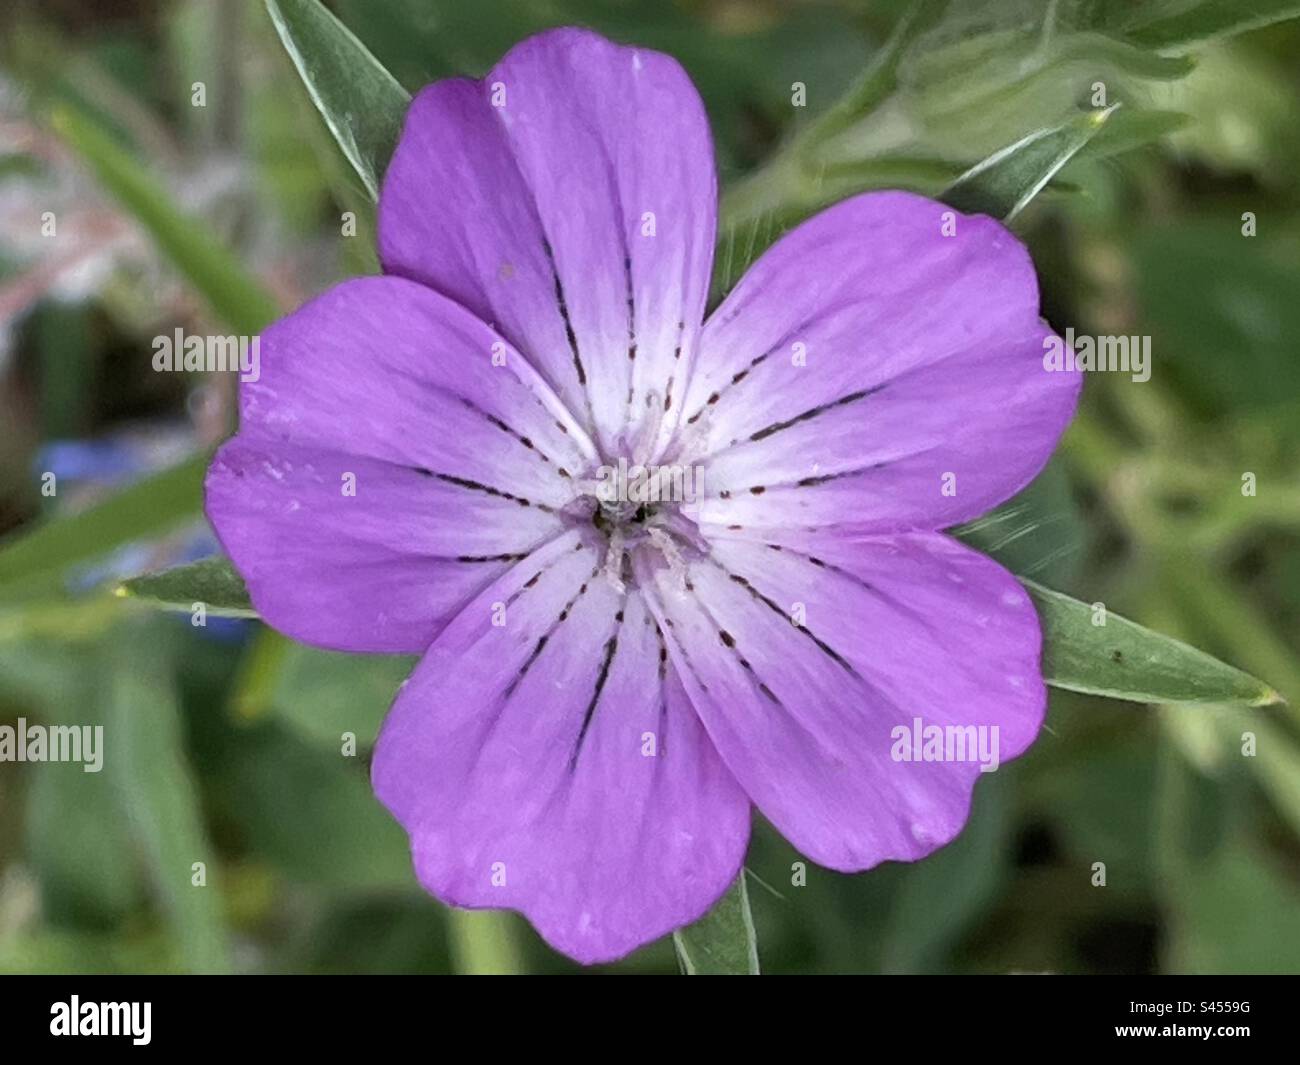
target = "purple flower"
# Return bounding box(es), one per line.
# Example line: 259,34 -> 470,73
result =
206,27 -> 1080,963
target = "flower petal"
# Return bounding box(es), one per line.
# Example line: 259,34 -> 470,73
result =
206,437 -> 564,652
205,275 -> 595,652
378,27 -> 717,460
674,191 -> 1080,536
238,275 -> 595,503
371,530 -> 751,964
638,532 -> 1043,870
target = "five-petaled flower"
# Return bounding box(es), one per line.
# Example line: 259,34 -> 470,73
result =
206,27 -> 1080,964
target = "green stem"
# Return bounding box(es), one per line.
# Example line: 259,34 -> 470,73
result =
447,908 -> 527,975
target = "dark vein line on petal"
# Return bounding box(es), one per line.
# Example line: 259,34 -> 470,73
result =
416,469 -> 557,513
648,574 -> 848,769
477,103 -> 594,436
681,306 -> 848,433
539,239 -> 601,445
504,540 -> 587,609
621,253 -> 638,427
503,562 -> 601,700
570,597 -> 627,770
683,349 -> 771,426
638,581 -> 711,697
704,547 -> 921,764
702,461 -> 891,501
662,318 -> 686,414
700,554 -> 861,680
585,131 -> 639,439
696,385 -> 884,471
456,396 -> 572,480
652,618 -> 670,764
685,589 -> 782,706
769,542 -> 943,635
748,387 -> 881,443
381,364 -> 585,476
761,541 -> 1008,728
543,240 -> 588,389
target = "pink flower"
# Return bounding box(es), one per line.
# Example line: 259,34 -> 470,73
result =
206,28 -> 1080,963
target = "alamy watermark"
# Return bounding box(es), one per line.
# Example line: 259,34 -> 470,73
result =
1043,328 -> 1150,383
50,997 -> 150,1045
152,328 -> 260,382
0,718 -> 103,772
594,458 -> 704,504
890,716 -> 1000,773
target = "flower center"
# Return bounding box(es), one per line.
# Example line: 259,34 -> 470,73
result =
593,498 -> 656,532
570,457 -> 706,591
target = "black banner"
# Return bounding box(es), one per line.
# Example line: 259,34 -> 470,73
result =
0,975 -> 1290,1051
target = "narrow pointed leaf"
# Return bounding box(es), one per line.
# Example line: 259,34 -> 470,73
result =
114,560 -> 1281,711
1120,0 -> 1300,51
107,629 -> 231,973
265,0 -> 410,202
942,105 -> 1118,221
118,556 -> 256,618
1087,108 -> 1192,158
797,0 -> 952,146
673,875 -> 759,975
0,454 -> 210,602
716,106 -> 1116,301
1025,579 -> 1281,707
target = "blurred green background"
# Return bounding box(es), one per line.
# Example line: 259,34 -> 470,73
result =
1,0 -> 1299,974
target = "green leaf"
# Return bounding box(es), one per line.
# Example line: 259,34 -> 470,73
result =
941,105 -> 1118,221
906,28 -> 1191,147
1086,108 -> 1192,158
116,540 -> 1276,714
265,0 -> 410,202
673,875 -> 759,975
106,627 -> 232,973
796,0 -> 952,147
1,98 -> 277,604
50,107 -> 279,337
229,628 -> 293,722
716,104 -> 1118,302
1117,0 -> 1300,51
24,666 -> 142,927
118,555 -> 256,618
713,156 -> 962,301
0,453 -> 209,602
1025,579 -> 1281,707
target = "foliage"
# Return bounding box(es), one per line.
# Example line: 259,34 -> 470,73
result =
0,0 -> 1297,975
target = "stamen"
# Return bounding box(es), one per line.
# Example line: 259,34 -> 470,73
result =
602,525 -> 627,594
646,524 -> 689,590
